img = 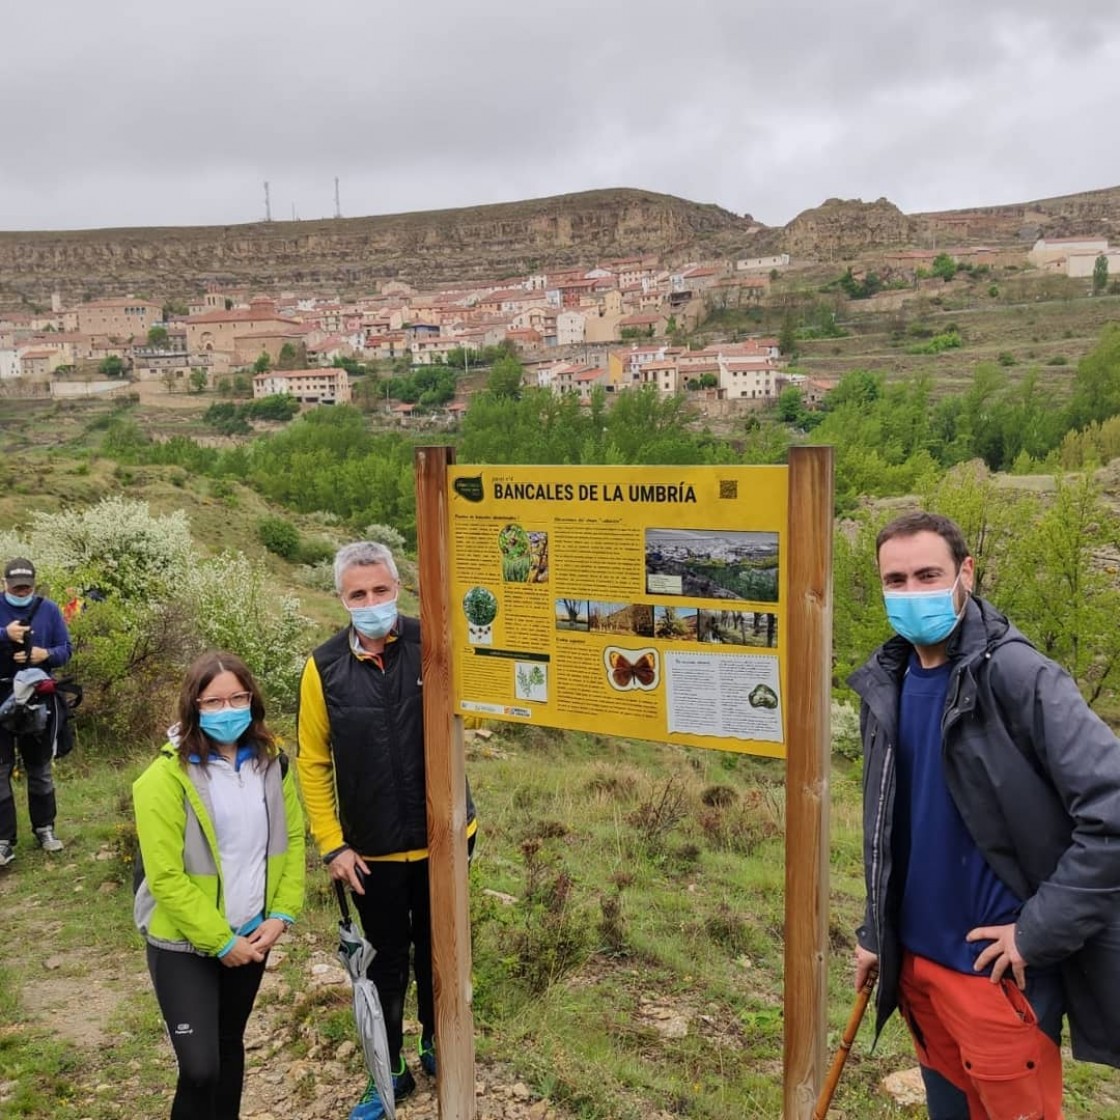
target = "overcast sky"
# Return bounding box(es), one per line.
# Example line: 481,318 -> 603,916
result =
3,1 -> 1119,233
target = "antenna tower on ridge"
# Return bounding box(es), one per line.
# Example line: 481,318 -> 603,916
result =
335,177 -> 342,219
264,181 -> 272,222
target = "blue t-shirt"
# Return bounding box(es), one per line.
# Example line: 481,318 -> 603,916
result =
895,654 -> 1021,974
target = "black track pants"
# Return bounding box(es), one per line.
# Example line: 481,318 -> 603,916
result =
146,944 -> 266,1120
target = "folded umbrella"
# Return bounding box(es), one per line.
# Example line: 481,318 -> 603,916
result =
336,879 -> 396,1120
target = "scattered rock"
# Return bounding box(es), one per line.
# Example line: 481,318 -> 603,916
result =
307,961 -> 348,988
882,1066 -> 926,1107
44,955 -> 64,971
638,1000 -> 690,1038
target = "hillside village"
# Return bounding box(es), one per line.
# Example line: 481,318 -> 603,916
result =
0,230 -> 1116,423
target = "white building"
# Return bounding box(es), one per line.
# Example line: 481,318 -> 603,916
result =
1066,249 -> 1120,279
253,367 -> 351,404
718,358 -> 782,401
736,254 -> 790,272
556,310 -> 586,346
1028,237 -> 1109,269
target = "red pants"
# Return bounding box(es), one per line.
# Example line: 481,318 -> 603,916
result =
898,953 -> 1063,1120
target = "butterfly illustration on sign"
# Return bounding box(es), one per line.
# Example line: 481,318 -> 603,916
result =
603,646 -> 659,692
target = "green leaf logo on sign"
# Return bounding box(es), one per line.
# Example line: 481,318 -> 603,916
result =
453,475 -> 485,502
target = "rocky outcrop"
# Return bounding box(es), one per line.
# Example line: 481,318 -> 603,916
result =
0,189 -> 755,308
782,197 -> 916,260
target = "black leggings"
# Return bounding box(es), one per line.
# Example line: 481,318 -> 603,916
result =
146,944 -> 266,1120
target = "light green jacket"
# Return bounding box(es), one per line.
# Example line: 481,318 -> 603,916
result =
132,743 -> 305,956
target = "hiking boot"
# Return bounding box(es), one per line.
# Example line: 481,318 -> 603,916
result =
418,1035 -> 437,1077
34,827 -> 64,852
0,841 -> 14,867
348,1066 -> 416,1120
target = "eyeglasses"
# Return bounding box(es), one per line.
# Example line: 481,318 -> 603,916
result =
197,691 -> 253,714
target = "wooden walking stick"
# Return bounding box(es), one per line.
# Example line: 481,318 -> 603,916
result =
812,968 -> 878,1120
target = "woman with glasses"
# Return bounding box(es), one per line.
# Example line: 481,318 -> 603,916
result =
132,650 -> 305,1120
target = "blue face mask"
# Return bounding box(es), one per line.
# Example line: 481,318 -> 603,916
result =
198,708 -> 253,744
349,598 -> 398,640
5,592 -> 34,609
883,575 -> 964,646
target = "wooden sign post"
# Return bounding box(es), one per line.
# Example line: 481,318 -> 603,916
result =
415,444 -> 476,1120
783,445 -> 835,1118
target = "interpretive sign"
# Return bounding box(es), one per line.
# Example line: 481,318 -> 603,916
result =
447,463 -> 789,756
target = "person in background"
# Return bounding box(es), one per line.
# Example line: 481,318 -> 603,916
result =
0,556 -> 73,867
850,511 -> 1120,1119
297,540 -> 477,1120
133,650 -> 305,1120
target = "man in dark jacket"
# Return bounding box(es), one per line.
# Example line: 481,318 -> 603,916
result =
849,511 -> 1120,1120
0,557 -> 73,867
296,541 -> 477,1120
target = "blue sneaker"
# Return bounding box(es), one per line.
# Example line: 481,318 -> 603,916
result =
348,1077 -> 386,1120
418,1035 -> 437,1077
348,1067 -> 416,1120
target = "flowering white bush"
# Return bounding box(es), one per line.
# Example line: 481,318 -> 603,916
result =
831,699 -> 862,761
298,559 -> 337,593
0,530 -> 30,564
28,497 -> 194,601
4,499 -> 316,742
181,551 -> 314,713
362,523 -> 406,553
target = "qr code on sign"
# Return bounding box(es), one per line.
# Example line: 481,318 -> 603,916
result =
719,479 -> 738,499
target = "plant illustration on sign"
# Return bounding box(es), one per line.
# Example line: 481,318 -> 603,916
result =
463,585 -> 498,645
514,662 -> 547,702
499,524 -> 549,583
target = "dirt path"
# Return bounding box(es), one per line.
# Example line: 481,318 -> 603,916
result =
1,863 -> 561,1119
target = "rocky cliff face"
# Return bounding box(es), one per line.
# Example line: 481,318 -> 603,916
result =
4,183 -> 1119,309
782,197 -> 916,259
912,185 -> 1120,245
782,185 -> 1120,258
0,189 -> 754,307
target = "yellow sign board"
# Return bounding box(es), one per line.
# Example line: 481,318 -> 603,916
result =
446,464 -> 789,757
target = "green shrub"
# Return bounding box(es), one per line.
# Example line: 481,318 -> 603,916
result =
246,394 -> 299,421
68,598 -> 198,745
501,839 -> 591,994
258,516 -> 301,560
296,537 -> 336,566
905,330 -> 962,355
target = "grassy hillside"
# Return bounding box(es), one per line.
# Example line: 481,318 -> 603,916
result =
3,403 -> 1120,1117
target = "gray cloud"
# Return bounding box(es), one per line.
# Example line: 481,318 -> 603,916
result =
2,0 -> 1119,231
